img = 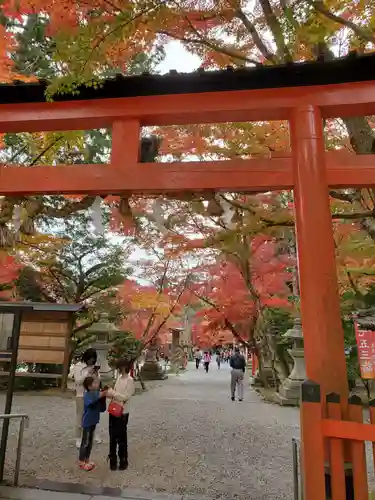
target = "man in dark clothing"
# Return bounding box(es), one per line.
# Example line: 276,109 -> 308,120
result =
230,347 -> 246,401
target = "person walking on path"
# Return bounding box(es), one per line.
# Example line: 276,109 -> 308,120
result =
216,352 -> 221,369
73,348 -> 102,448
106,359 -> 135,471
230,347 -> 246,401
203,351 -> 211,373
78,376 -> 107,471
194,348 -> 202,369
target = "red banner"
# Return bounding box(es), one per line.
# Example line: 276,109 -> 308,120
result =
354,321 -> 375,379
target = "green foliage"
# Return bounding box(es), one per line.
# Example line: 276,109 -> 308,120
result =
343,319 -> 359,383
360,285 -> 375,308
16,266 -> 46,301
45,11 -> 165,97
265,308 -> 294,335
108,330 -> 142,368
0,375 -> 61,392
341,283 -> 375,316
263,307 -> 295,375
12,14 -> 56,79
17,210 -> 132,350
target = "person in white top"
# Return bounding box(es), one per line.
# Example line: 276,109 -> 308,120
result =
106,358 -> 135,471
73,348 -> 101,448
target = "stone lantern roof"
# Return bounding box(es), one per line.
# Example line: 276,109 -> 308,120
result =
85,313 -> 119,341
284,317 -> 303,342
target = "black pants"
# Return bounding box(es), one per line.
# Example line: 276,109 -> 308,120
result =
79,424 -> 96,462
204,361 -> 209,373
109,413 -> 129,464
195,358 -> 200,369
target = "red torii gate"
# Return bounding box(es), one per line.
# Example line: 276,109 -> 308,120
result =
2,53 -> 375,497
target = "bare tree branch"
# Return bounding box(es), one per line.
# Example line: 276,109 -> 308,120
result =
235,8 -> 277,63
141,271 -> 191,350
258,0 -> 292,62
306,0 -> 375,45
159,30 -> 259,65
73,315 -> 100,334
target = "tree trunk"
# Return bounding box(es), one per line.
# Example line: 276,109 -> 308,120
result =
135,360 -> 146,391
266,333 -> 290,381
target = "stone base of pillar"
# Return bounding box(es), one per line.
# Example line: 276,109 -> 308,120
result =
140,361 -> 168,380
250,373 -> 264,387
274,380 -> 301,406
250,366 -> 276,387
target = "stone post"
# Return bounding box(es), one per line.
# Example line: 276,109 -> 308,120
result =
170,328 -> 182,373
275,317 -> 306,406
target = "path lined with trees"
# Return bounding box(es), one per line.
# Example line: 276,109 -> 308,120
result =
2,363 -> 298,500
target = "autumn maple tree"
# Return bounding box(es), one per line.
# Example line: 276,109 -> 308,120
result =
118,279 -> 174,347
191,320 -> 234,349
117,256 -> 191,349
185,229 -> 293,375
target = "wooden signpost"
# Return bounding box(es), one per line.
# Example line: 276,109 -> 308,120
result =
354,320 -> 375,379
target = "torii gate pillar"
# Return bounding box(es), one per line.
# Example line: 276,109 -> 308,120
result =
290,104 -> 348,398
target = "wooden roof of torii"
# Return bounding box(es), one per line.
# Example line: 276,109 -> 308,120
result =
1,51 -> 375,104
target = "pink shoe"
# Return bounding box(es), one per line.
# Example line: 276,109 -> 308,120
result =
79,461 -> 94,471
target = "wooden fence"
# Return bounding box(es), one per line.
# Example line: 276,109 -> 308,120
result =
300,380 -> 375,500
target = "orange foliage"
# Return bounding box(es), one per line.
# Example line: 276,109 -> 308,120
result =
118,278 -> 187,346
192,320 -> 234,348
156,121 -> 290,159
189,235 -> 293,344
0,254 -> 22,299
0,24 -> 32,83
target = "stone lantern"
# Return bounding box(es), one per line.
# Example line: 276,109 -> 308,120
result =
275,317 -> 306,406
86,313 -> 117,383
140,337 -> 167,380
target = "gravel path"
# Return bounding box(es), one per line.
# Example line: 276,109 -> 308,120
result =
0,362 -> 300,500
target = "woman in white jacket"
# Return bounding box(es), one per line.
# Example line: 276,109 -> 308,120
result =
106,358 -> 135,471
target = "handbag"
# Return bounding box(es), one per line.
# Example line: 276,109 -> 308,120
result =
107,400 -> 123,417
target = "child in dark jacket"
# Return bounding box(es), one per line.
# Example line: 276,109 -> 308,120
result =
78,376 -> 107,471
